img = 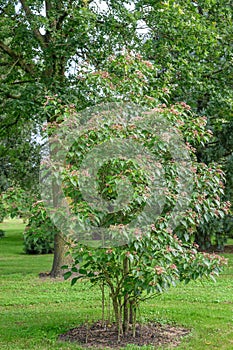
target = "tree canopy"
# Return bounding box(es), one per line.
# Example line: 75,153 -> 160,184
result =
1,1 -> 232,187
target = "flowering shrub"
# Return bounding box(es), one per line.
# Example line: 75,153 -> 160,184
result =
43,54 -> 229,338
58,104 -> 228,338
67,230 -> 227,337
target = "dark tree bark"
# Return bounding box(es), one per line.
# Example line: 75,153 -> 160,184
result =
50,232 -> 71,277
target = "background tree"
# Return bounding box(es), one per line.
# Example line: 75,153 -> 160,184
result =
0,0 -> 142,276
135,0 -> 233,247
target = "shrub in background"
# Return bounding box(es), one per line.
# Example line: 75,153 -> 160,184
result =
0,229 -> 5,238
23,201 -> 56,254
1,186 -> 33,222
0,195 -> 7,222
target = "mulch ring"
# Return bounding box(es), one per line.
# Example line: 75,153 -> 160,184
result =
58,321 -> 190,349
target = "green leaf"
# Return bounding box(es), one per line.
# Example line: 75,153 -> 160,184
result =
63,271 -> 72,280
61,265 -> 69,270
71,277 -> 81,286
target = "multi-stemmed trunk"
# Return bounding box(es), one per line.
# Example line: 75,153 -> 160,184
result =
105,257 -> 138,340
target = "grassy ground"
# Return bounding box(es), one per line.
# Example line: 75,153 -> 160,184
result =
0,219 -> 232,350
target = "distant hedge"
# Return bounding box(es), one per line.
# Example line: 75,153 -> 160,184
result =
0,229 -> 5,238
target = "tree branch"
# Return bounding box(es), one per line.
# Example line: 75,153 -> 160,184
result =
0,115 -> 21,134
203,66 -> 229,78
10,80 -> 35,85
0,41 -> 35,75
45,0 -> 52,18
56,11 -> 69,30
0,2 -> 11,16
46,0 -> 68,31
0,89 -> 21,99
19,0 -> 46,48
0,58 -> 19,81
197,5 -> 204,15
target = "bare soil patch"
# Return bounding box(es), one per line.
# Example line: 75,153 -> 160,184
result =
223,245 -> 233,254
203,244 -> 233,254
58,321 -> 190,349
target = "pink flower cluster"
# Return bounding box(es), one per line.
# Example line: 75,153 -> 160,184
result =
178,102 -> 191,111
154,266 -> 164,275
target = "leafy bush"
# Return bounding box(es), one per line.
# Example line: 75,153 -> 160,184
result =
0,229 -> 5,238
58,100 -> 228,337
0,196 -> 6,222
1,186 -> 33,221
224,215 -> 233,239
23,201 -> 56,254
23,226 -> 54,254
0,187 -> 55,254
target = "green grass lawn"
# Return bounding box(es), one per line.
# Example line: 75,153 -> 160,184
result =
0,219 -> 233,350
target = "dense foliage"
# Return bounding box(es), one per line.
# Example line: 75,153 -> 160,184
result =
0,1 -> 232,279
0,187 -> 55,254
0,186 -> 32,221
23,201 -> 55,254
1,1 -> 232,190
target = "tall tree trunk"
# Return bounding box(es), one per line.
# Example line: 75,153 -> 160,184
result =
49,231 -> 70,277
48,157 -> 71,277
